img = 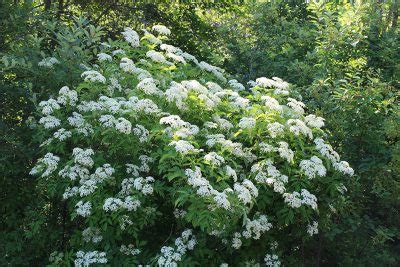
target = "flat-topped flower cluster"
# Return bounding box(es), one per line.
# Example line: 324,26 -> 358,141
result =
31,24 -> 353,266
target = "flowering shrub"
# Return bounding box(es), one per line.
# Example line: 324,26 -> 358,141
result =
30,24 -> 354,266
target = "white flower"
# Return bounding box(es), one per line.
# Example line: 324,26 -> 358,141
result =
122,27 -> 140,47
169,140 -> 200,155
103,198 -> 124,212
213,116 -> 233,131
255,77 -> 289,92
123,196 -> 141,211
238,117 -> 256,129
38,57 -> 59,68
59,164 -> 90,181
265,254 -> 281,267
73,147 -> 94,168
307,221 -> 319,236
299,156 -> 327,179
39,115 -> 60,129
132,124 -> 149,143
160,115 -> 187,128
62,186 -> 78,199
305,114 -> 325,128
158,229 -> 196,266
314,138 -> 340,163
165,82 -> 188,110
29,152 -> 60,177
287,98 -> 305,115
81,70 -> 106,83
166,52 -> 186,64
78,179 -> 97,196
204,152 -> 225,166
173,209 -> 187,219
75,201 -> 92,217
82,227 -> 103,243
74,251 -> 107,267
53,128 -> 72,141
39,99 -> 60,115
267,122 -> 285,138
115,117 -> 132,134
228,79 -> 245,91
120,57 -> 136,73
152,25 -> 171,35
261,95 -> 282,112
225,165 -> 238,181
234,183 -> 252,204
242,215 -> 272,240
137,78 -> 163,96
146,50 -> 169,64
277,142 -> 294,163
287,119 -> 313,139
120,244 -> 140,256
333,160 -> 354,176
97,53 -> 112,62
57,86 -> 78,106
231,232 -> 242,249
214,192 -> 231,210
112,49 -> 125,55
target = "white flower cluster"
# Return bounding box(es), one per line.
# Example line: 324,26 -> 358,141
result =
254,77 -> 289,95
158,229 -> 196,266
262,95 -> 282,112
152,24 -> 171,36
283,189 -> 318,210
314,138 -> 354,176
299,156 -> 327,179
238,117 -> 256,129
97,52 -> 112,62
287,119 -> 313,139
252,160 -> 288,194
122,27 -> 140,47
68,112 -> 93,136
39,98 -> 60,115
75,200 -> 92,217
286,97 -> 305,115
120,244 -> 141,256
81,70 -> 106,83
173,209 -> 187,219
103,196 -> 140,212
277,141 -> 294,163
267,122 -> 284,138
82,227 -> 103,243
39,115 -> 61,129
232,214 -> 272,249
38,57 -> 59,68
204,152 -> 225,166
133,176 -> 155,195
57,86 -> 78,106
264,254 -> 281,267
137,77 -> 163,96
74,251 -> 107,267
169,140 -> 200,155
228,79 -> 245,91
305,114 -> 325,128
307,221 -> 319,236
29,153 -> 60,178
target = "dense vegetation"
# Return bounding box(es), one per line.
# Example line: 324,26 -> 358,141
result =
1,0 -> 399,266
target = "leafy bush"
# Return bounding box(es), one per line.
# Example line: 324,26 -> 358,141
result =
0,10 -> 104,265
30,25 -> 354,266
